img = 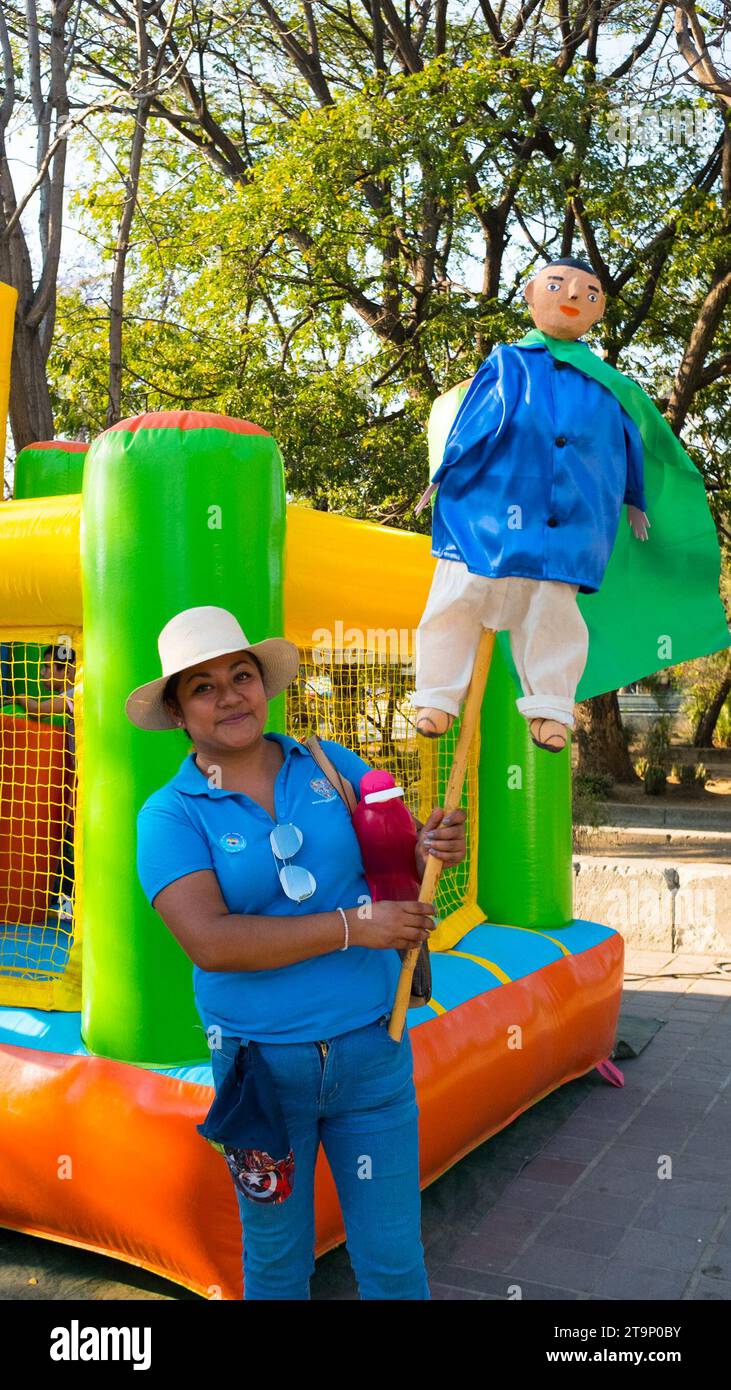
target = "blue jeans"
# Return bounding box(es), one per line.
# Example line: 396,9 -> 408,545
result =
209,1011 -> 430,1300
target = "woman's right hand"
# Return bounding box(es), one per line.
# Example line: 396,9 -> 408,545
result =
346,901 -> 436,951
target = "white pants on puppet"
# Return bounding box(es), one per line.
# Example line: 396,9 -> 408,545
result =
412,558 -> 590,730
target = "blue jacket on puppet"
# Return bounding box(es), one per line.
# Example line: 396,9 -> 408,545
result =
430,341 -> 646,596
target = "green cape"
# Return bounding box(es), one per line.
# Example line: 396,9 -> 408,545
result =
427,329 -> 729,701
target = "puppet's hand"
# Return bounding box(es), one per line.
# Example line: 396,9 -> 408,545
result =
628,506 -> 650,541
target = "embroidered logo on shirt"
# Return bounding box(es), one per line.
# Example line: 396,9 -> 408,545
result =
309,776 -> 337,803
219,831 -> 247,852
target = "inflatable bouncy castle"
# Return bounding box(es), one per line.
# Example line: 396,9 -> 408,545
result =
0,283 -> 727,1299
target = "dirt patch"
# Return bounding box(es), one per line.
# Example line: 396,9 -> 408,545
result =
605,775 -> 731,812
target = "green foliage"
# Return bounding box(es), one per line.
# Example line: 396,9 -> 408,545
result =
574,771 -> 614,799
40,5 -> 731,531
572,768 -> 611,852
642,716 -> 673,770
644,764 -> 668,795
679,642 -> 731,745
672,760 -> 709,790
621,719 -> 638,751
715,700 -> 731,747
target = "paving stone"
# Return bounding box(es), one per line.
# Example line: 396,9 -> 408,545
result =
574,1099 -> 646,1124
531,1213 -> 626,1257
661,1084 -> 724,1103
640,1099 -> 711,1121
603,1138 -> 683,1163
562,1189 -> 650,1226
448,1234 -> 529,1272
592,1261 -> 690,1300
631,1197 -> 720,1240
518,1156 -> 589,1186
540,1135 -> 611,1162
502,1282 -> 581,1301
503,1243 -> 609,1294
691,1276 -> 731,1299
559,1115 -> 634,1141
698,1244 -> 731,1282
430,1282 -> 488,1300
496,1178 -> 568,1213
645,1176 -> 730,1209
666,1005 -> 717,1018
657,1024 -> 709,1039
433,1262 -> 581,1299
669,1153 -> 731,1181
469,1205 -> 542,1241
694,1122 -> 731,1145
681,1136 -> 731,1160
617,1123 -> 697,1148
585,1159 -> 663,1196
675,1064 -> 731,1081
613,1227 -> 706,1272
430,1264 -> 522,1297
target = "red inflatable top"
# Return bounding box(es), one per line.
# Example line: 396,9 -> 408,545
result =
107,410 -> 270,436
19,439 -> 89,451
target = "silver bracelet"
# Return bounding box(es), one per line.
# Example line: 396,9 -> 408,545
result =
336,907 -> 349,951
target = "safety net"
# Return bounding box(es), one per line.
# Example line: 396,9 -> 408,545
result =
287,647 -> 481,939
0,634 -> 81,1009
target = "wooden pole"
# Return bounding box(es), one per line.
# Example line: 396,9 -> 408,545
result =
389,627 -> 496,1041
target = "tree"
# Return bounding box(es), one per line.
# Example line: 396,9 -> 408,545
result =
57,5 -> 730,494
574,691 -> 637,782
693,649 -> 731,745
17,1 -> 730,772
0,1 -> 75,451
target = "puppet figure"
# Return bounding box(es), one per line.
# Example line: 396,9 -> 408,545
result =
412,257 -> 650,752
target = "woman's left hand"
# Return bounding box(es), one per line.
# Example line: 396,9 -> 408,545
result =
415,807 -> 467,877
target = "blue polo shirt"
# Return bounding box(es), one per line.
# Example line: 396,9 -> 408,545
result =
135,733 -> 402,1043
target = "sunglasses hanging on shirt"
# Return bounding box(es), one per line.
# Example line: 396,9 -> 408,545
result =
269,823 -> 317,903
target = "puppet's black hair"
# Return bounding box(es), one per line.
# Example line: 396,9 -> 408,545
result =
544,256 -> 596,276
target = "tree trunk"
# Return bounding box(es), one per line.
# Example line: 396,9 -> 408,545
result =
0,159 -> 56,448
8,314 -> 55,448
0,0 -> 75,454
693,653 -> 731,747
106,1 -> 151,426
574,692 -> 637,781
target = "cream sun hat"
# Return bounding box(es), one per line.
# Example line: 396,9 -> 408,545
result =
125,606 -> 300,731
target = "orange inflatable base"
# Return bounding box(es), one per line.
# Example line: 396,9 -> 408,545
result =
0,933 -> 623,1299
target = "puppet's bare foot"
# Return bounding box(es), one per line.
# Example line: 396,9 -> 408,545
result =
416,707 -> 455,738
529,717 -> 568,753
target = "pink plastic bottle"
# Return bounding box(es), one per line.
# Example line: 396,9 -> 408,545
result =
352,769 -> 421,902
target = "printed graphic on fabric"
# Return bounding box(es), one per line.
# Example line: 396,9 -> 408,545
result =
219,831 -> 247,852
310,776 -> 337,803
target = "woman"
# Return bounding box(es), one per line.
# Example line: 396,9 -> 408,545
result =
127,605 -> 467,1301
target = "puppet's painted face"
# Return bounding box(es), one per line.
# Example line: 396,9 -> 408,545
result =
524,266 -> 605,340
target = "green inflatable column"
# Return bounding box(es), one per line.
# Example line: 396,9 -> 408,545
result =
14,439 -> 88,498
80,412 -> 287,1065
475,641 -> 573,927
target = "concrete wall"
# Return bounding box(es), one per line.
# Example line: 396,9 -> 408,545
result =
574,856 -> 731,953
